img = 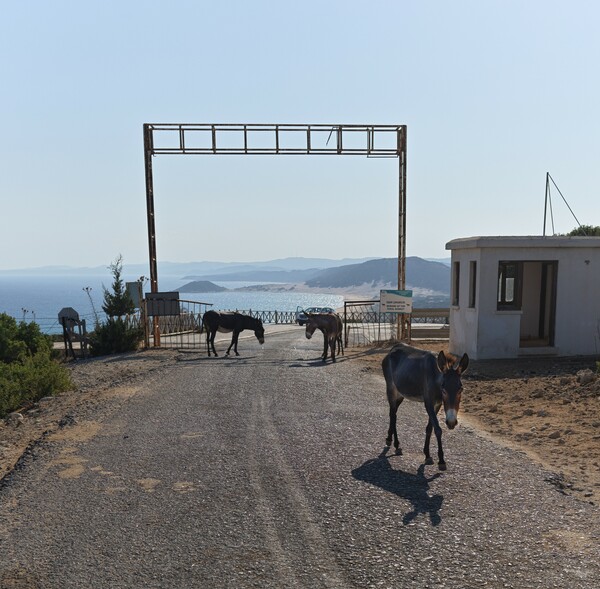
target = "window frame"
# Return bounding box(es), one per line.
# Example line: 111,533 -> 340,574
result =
497,261 -> 523,311
468,260 -> 477,308
452,261 -> 460,307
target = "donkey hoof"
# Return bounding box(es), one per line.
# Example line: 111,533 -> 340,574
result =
394,447 -> 403,456
424,457 -> 434,465
438,462 -> 447,471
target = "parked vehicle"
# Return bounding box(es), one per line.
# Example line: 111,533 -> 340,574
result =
295,306 -> 335,326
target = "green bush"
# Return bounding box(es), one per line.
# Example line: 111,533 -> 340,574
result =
0,313 -> 72,418
88,255 -> 143,357
89,317 -> 143,356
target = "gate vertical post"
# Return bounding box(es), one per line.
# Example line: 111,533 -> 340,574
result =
143,124 -> 161,346
397,126 -> 408,340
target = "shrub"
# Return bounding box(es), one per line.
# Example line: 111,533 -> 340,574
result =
88,255 -> 143,357
567,225 -> 600,237
89,317 -> 143,356
0,313 -> 72,418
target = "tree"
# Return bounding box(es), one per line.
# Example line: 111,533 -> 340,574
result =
101,254 -> 136,319
89,256 -> 143,356
567,225 -> 600,236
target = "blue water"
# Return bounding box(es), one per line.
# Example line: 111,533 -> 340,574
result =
0,275 -> 345,335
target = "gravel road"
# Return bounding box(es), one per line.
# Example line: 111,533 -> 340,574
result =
1,329 -> 599,588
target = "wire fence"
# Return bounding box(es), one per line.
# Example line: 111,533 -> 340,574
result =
344,300 -> 450,347
147,301 -> 300,349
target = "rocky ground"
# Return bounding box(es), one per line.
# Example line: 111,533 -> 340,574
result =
2,341 -> 599,506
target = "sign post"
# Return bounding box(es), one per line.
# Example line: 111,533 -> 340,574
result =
380,290 -> 413,340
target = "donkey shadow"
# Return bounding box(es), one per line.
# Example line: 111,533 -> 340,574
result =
351,448 -> 444,526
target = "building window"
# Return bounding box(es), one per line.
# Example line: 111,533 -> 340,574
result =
497,261 -> 522,310
469,261 -> 477,308
452,261 -> 460,306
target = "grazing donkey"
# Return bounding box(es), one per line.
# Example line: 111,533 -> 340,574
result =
382,343 -> 469,470
202,310 -> 265,357
305,312 -> 344,362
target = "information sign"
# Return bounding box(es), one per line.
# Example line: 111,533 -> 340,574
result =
380,289 -> 413,313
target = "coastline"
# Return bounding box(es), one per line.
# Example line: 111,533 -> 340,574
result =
234,282 -> 381,300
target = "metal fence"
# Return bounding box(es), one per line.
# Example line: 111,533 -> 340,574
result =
148,301 -> 300,349
344,300 -> 449,347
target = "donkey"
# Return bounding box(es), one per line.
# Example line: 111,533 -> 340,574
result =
202,310 -> 265,357
381,343 -> 469,470
305,312 -> 344,362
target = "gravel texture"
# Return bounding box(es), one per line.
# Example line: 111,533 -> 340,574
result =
1,329 -> 599,588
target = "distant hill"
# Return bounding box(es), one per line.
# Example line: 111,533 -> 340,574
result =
184,268 -> 321,283
179,280 -> 228,293
0,257 -> 377,276
306,257 -> 450,293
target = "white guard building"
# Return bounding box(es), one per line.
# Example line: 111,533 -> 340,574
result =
446,236 -> 600,359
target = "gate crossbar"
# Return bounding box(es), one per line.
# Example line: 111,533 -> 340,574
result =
146,123 -> 404,157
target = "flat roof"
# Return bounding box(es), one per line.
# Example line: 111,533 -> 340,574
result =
446,235 -> 600,250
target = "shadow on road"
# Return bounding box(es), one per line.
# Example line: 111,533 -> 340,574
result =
351,448 -> 444,526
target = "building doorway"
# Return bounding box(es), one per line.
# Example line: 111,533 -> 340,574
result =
519,261 -> 557,348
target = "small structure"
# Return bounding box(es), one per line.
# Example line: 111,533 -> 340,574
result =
446,236 -> 600,359
58,307 -> 89,359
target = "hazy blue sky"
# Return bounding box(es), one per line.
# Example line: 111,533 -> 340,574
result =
2,1 -> 599,270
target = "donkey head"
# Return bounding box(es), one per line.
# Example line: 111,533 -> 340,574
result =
254,321 -> 265,345
304,315 -> 318,339
437,351 -> 469,430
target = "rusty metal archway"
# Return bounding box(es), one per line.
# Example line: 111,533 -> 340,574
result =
143,123 -> 407,332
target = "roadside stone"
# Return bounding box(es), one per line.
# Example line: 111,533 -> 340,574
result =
576,369 -> 596,385
5,413 -> 24,428
548,431 -> 562,439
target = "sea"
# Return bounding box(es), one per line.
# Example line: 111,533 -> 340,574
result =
0,274 -> 346,335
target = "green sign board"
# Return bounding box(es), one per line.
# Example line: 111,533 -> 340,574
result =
380,289 -> 413,313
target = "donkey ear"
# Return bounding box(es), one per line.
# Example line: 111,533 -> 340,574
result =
457,353 -> 469,374
436,351 -> 447,373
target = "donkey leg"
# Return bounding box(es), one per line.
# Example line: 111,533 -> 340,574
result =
434,423 -> 446,470
433,405 -> 446,470
424,420 -> 434,465
226,332 -> 240,356
330,337 -> 336,362
386,397 -> 403,453
209,331 -> 218,357
322,334 -> 328,360
424,406 -> 446,469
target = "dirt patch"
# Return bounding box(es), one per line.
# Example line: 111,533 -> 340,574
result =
345,341 -> 600,505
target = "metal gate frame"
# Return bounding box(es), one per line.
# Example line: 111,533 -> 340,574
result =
143,123 -> 407,344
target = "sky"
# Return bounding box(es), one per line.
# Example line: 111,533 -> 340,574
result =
1,0 -> 599,271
